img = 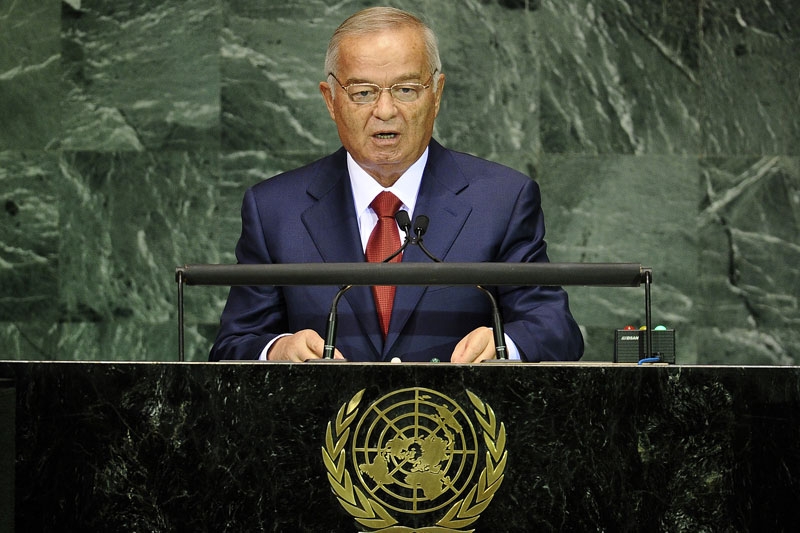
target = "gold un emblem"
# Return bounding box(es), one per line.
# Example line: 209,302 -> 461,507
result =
322,387 -> 507,532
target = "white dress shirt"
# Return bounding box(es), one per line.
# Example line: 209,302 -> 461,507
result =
347,150 -> 425,251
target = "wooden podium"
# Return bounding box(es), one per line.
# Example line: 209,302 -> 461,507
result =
2,361 -> 799,531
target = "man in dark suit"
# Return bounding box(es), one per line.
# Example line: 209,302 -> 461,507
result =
210,7 -> 583,363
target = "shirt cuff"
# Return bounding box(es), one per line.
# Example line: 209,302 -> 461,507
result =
259,333 -> 291,361
504,333 -> 521,361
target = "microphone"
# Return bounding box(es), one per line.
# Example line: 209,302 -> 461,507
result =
412,214 -> 428,241
395,210 -> 412,239
322,209 -> 411,359
410,215 -> 440,263
382,210 -> 412,263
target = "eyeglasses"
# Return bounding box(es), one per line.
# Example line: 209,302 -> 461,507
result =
328,72 -> 436,104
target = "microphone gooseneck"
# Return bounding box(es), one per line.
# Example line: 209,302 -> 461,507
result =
322,212 -> 508,361
323,284 -> 351,359
475,286 -> 508,359
410,215 -> 508,360
322,209 -> 411,359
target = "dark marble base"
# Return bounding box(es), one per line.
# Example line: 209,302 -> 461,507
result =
0,379 -> 13,532
3,362 -> 799,532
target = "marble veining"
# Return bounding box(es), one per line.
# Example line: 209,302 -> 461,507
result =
0,0 -> 798,364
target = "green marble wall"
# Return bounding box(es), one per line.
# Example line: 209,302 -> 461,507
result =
1,0 -> 798,364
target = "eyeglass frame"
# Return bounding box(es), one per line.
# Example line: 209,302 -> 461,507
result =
327,71 -> 438,104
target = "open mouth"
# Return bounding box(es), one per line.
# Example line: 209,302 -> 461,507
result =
374,132 -> 398,139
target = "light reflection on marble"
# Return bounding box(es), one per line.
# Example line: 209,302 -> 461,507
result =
698,156 -> 800,365
59,0 -> 221,151
0,152 -> 60,321
0,0 -> 798,364
52,150 -> 237,361
0,0 -> 61,150
700,0 -> 800,155
538,0 -> 701,155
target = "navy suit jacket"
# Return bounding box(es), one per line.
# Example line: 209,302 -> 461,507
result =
209,140 -> 583,362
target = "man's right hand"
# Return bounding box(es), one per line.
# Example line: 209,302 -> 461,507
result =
267,329 -> 344,362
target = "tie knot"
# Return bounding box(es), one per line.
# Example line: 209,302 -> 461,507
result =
370,191 -> 403,219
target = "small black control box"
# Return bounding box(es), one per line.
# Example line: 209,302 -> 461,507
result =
614,329 -> 676,363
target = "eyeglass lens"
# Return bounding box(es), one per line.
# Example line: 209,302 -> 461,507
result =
346,83 -> 424,103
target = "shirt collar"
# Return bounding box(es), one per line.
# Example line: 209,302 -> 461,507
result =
347,148 -> 428,219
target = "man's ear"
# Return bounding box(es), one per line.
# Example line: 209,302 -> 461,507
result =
433,72 -> 445,117
319,81 -> 337,121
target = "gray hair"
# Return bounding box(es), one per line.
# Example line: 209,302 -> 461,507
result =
324,7 -> 442,91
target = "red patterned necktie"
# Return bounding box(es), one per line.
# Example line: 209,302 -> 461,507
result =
365,191 -> 403,337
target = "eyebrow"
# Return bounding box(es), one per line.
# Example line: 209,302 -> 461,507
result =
344,72 -> 426,85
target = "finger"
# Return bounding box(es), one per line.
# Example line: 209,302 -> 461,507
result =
300,330 -> 346,360
472,342 -> 497,363
451,327 -> 495,363
285,341 -> 318,362
301,330 -> 326,361
455,344 -> 493,363
269,331 -> 320,362
450,336 -> 470,363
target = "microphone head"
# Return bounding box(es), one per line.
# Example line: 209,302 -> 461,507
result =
413,215 -> 429,236
395,210 -> 411,232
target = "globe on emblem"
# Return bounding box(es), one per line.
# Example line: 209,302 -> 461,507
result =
351,387 -> 479,514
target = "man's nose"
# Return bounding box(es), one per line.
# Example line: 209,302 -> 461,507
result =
372,88 -> 398,120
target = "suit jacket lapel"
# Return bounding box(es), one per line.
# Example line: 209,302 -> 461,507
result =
300,150 -> 383,357
385,141 -> 472,357
301,150 -> 362,263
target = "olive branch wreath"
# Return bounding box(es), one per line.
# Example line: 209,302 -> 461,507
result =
321,389 -> 507,533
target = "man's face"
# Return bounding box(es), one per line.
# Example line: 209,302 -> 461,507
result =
320,27 -> 445,187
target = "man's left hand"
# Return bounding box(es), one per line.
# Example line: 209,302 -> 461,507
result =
450,327 -> 497,363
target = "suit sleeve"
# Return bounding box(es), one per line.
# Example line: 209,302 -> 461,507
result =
497,179 -> 584,361
208,188 -> 287,361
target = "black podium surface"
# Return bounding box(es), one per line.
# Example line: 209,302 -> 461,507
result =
2,361 -> 799,532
